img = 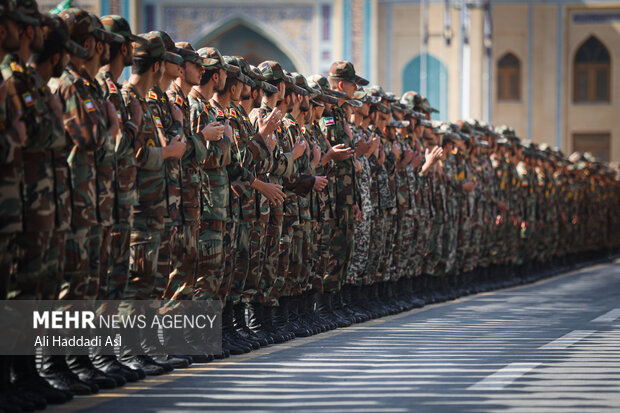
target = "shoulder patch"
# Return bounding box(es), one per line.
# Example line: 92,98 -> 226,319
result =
22,92 -> 34,107
10,62 -> 23,73
107,79 -> 118,94
84,99 -> 96,113
229,107 -> 237,118
323,117 -> 335,126
148,90 -> 158,100
153,116 -> 163,129
175,95 -> 183,106
216,108 -> 224,118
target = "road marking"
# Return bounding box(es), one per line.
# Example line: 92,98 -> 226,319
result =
468,362 -> 541,391
539,330 -> 596,350
592,308 -> 620,322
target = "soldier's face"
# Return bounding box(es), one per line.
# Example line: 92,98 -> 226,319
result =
313,104 -> 324,119
0,19 -> 18,52
300,95 -> 310,112
31,24 -> 44,53
165,61 -> 181,79
216,68 -> 227,91
184,61 -> 203,86
122,42 -> 134,67
241,83 -> 251,100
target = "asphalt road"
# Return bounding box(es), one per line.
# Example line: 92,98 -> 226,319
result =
51,259 -> 620,413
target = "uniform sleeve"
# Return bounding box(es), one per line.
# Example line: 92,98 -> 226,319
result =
61,84 -> 98,150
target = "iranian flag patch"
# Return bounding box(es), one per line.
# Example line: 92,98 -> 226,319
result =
84,99 -> 95,112
324,117 -> 335,126
22,93 -> 34,107
154,116 -> 163,129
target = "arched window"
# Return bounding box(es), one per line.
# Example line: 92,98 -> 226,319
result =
497,53 -> 521,101
573,36 -> 610,103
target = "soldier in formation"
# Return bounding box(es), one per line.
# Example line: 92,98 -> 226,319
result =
0,1 -> 619,410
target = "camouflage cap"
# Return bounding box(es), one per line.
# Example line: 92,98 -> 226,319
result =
390,102 -> 407,112
0,0 -> 38,26
223,56 -> 254,87
133,32 -> 182,64
198,47 -> 239,73
100,15 -> 145,44
388,119 -> 410,128
291,72 -> 319,97
308,78 -> 337,105
282,70 -> 307,96
368,85 -> 388,99
60,8 -> 124,43
476,140 -> 490,148
343,99 -> 362,108
407,111 -> 426,121
583,152 -> 596,163
353,88 -> 381,104
496,136 -> 511,146
307,74 -> 347,99
420,96 -> 439,113
12,0 -> 44,25
400,91 -> 422,108
376,102 -> 390,114
176,42 -> 219,67
248,64 -> 278,93
257,60 -> 291,83
384,92 -> 399,103
149,31 -> 182,56
44,14 -> 88,58
328,60 -> 369,86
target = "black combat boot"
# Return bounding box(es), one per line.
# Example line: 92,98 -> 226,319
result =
139,325 -> 185,370
66,355 -> 119,389
221,303 -> 252,355
233,302 -> 267,347
10,355 -> 73,405
40,355 -> 97,395
246,302 -> 275,345
263,305 -> 289,343
118,330 -> 165,376
286,296 -> 312,337
314,293 -> 338,330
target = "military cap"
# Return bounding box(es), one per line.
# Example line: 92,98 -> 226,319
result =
60,8 -> 124,43
100,15 -> 145,43
435,123 -> 459,140
384,92 -> 399,103
583,152 -> 596,163
388,119 -> 410,128
177,42 -> 220,68
6,0 -> 42,25
149,31 -> 183,56
198,47 -> 239,73
308,78 -> 337,104
376,102 -> 391,114
257,60 -> 291,83
44,14 -> 88,58
223,56 -> 254,86
248,64 -> 278,93
353,88 -> 381,104
420,120 -> 433,128
279,70 -> 305,95
391,102 -> 407,112
496,136 -> 511,146
476,140 -> 489,148
0,0 -> 38,25
291,72 -> 320,97
420,96 -> 439,113
233,56 -> 258,86
329,60 -> 368,86
343,99 -> 362,108
368,85 -> 388,99
133,32 -> 182,64
408,111 -> 426,121
307,74 -> 347,99
310,99 -> 325,108
401,91 -> 422,108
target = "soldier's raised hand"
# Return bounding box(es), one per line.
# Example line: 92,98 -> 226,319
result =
201,121 -> 224,141
223,119 -> 233,138
163,135 -> 187,160
327,143 -> 354,161
292,136 -> 306,160
313,175 -> 328,191
12,111 -> 26,146
257,108 -> 282,138
252,179 -> 285,205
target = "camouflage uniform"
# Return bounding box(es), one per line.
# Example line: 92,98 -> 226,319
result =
348,125 -> 372,285
96,70 -> 138,299
367,131 -> 390,284
164,79 -> 207,301
121,81 -> 167,300
146,83 -> 182,300
1,55 -> 55,299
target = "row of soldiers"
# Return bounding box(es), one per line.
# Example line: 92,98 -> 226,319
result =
1,0 -> 619,411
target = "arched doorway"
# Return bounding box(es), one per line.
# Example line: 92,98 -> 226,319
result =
402,54 -> 448,121
196,19 -> 299,72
